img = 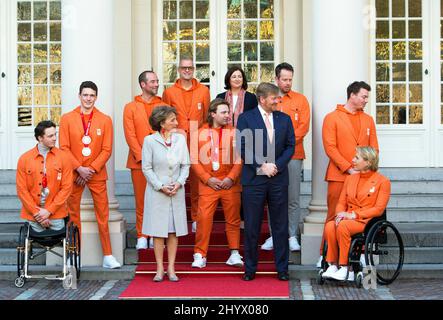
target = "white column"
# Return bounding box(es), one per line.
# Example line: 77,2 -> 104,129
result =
60,0 -> 126,266
301,0 -> 370,265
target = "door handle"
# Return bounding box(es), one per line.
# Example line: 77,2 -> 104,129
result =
1,72 -> 5,78
211,71 -> 215,77
425,69 -> 429,75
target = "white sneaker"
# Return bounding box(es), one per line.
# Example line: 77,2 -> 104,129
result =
330,267 -> 354,281
191,253 -> 207,268
316,256 -> 323,268
289,237 -> 301,251
149,237 -> 154,248
136,237 -> 148,250
261,236 -> 273,250
103,255 -> 121,269
226,251 -> 244,267
240,221 -> 245,230
322,264 -> 338,278
192,221 -> 197,233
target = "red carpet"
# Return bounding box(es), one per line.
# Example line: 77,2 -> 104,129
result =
119,274 -> 289,299
119,183 -> 289,299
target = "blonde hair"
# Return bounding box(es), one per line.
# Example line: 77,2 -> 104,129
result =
356,146 -> 379,171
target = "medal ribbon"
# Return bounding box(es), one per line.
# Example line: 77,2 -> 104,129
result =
81,110 -> 94,147
209,128 -> 222,164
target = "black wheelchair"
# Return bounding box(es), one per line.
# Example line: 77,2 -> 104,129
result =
15,218 -> 81,289
317,211 -> 404,288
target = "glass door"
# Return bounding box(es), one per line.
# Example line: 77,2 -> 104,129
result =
158,0 -> 278,98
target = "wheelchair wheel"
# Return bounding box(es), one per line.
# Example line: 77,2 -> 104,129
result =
68,224 -> 81,279
16,225 -> 27,278
14,276 -> 25,288
365,221 -> 404,285
355,272 -> 363,289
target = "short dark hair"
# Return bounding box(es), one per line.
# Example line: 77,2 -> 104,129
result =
347,81 -> 371,100
224,66 -> 248,90
34,121 -> 56,141
207,98 -> 230,126
256,83 -> 279,102
275,63 -> 294,78
149,106 -> 178,132
139,70 -> 155,87
79,81 -> 98,95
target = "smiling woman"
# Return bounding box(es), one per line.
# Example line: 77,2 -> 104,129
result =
16,0 -> 62,127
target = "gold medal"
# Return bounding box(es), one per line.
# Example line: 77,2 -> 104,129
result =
82,147 -> 92,157
82,135 -> 92,145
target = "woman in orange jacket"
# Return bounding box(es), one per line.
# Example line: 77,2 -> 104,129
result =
321,146 -> 391,281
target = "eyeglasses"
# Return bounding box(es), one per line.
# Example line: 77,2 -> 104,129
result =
179,66 -> 195,71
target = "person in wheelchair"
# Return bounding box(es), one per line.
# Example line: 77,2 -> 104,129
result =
16,121 -> 73,232
321,146 -> 391,281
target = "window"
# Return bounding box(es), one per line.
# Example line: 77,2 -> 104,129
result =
162,0 -> 211,89
374,0 -> 424,125
226,0 -> 275,91
16,0 -> 62,127
160,0 -> 277,93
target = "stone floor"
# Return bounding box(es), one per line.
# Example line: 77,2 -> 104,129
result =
1,278 -> 442,300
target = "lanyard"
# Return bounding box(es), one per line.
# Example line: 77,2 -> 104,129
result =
209,128 -> 223,162
81,110 -> 94,137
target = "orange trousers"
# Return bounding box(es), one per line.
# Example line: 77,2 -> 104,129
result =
190,168 -> 199,222
324,220 -> 366,266
320,181 -> 344,254
194,190 -> 241,257
68,180 -> 112,256
131,169 -> 148,239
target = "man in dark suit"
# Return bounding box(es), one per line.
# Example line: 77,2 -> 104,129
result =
236,83 -> 295,281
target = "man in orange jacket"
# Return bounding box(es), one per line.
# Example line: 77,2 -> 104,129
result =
162,57 -> 211,232
16,121 -> 72,232
59,81 -> 121,269
123,71 -> 166,250
319,81 -> 379,267
261,63 -> 311,252
190,99 -> 243,268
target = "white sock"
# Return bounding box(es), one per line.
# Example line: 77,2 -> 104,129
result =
231,250 -> 239,255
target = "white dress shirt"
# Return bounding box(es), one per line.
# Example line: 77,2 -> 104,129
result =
258,104 -> 274,129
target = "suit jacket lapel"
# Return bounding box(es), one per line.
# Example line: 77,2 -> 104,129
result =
357,172 -> 379,202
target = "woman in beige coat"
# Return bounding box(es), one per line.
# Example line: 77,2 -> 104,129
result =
142,106 -> 190,282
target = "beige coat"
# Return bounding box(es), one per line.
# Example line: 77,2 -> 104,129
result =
141,132 -> 190,238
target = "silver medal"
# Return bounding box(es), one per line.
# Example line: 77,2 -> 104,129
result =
82,147 -> 92,157
82,135 -> 92,145
212,161 -> 220,171
42,187 -> 50,197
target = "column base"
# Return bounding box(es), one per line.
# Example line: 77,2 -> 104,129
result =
301,204 -> 327,265
81,215 -> 126,267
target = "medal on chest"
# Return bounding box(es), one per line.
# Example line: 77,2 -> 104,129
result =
81,111 -> 94,157
41,174 -> 50,197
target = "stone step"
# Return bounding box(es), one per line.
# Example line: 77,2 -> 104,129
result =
402,247 -> 443,264
388,208 -> 443,222
0,248 -> 46,265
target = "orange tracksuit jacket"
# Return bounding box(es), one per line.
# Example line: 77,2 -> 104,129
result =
16,146 -> 73,221
191,124 -> 242,256
163,78 -> 211,222
59,106 -> 113,255
325,172 -> 391,265
278,90 -> 311,160
123,95 -> 165,238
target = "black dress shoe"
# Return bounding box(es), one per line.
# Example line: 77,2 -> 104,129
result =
243,273 -> 255,281
278,271 -> 289,281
